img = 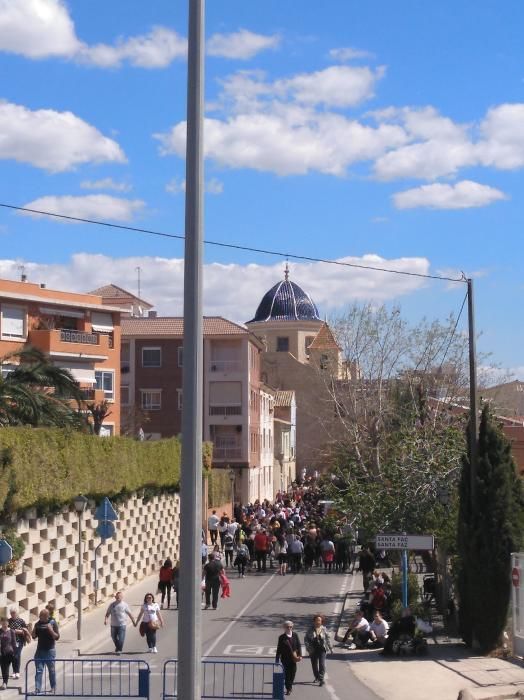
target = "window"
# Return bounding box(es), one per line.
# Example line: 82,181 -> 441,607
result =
0,363 -> 16,379
95,370 -> 114,401
99,424 -> 114,437
178,346 -> 183,367
276,336 -> 289,352
120,385 -> 130,405
142,347 -> 161,368
1,305 -> 26,340
305,335 -> 315,355
177,389 -> 183,410
141,389 -> 162,410
320,353 -> 329,370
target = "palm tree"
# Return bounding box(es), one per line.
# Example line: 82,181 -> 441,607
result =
0,346 -> 85,429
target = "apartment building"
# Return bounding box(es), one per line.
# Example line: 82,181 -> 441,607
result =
0,277 -> 121,434
120,316 -> 267,503
273,390 -> 297,497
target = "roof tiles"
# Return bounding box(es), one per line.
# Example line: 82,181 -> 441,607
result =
121,316 -> 248,337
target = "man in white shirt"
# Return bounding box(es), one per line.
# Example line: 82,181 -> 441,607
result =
342,610 -> 371,649
208,510 -> 220,545
227,519 -> 239,537
369,611 -> 389,647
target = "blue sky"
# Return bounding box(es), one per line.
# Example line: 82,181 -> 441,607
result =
0,1 -> 523,374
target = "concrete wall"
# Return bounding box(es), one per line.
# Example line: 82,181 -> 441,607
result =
0,492 -> 180,622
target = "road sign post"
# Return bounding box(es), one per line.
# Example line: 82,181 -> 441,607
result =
375,533 -> 434,610
93,497 -> 118,606
0,540 -> 13,566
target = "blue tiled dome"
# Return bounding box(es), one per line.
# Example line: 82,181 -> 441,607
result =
249,275 -> 320,323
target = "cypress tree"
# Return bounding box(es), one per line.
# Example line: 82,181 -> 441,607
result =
458,406 -> 524,651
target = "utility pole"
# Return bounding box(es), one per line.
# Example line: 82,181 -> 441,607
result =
177,1 -> 204,698
467,278 -> 478,510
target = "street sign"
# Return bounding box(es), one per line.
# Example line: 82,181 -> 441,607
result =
375,533 -> 434,550
0,540 -> 13,565
96,522 -> 116,540
512,567 -> 520,588
94,497 -> 119,522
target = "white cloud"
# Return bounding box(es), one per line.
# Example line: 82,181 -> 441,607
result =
80,178 -> 132,192
0,0 -> 186,68
329,47 -> 374,61
477,103 -> 524,170
165,177 -> 224,195
0,0 -> 80,58
78,27 -> 187,68
207,29 -> 280,59
156,110 -> 406,177
393,180 -> 508,210
0,101 -> 126,172
20,195 -> 144,222
0,253 -> 430,322
276,65 -> 385,108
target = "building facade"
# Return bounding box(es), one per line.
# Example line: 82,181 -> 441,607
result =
120,316 -> 270,503
246,269 -> 342,473
0,277 -> 121,434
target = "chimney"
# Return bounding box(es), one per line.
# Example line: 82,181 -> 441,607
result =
21,274 -> 27,283
148,310 -> 157,318
40,283 -> 46,289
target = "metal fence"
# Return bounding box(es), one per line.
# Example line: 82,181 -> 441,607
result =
162,659 -> 285,699
24,658 -> 150,699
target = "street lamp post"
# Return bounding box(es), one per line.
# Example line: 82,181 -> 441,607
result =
73,494 -> 88,641
228,469 -> 235,519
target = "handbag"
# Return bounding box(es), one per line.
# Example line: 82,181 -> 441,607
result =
148,619 -> 160,630
287,637 -> 301,663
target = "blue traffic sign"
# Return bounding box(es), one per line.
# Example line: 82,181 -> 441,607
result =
96,522 -> 116,540
0,540 -> 13,565
94,497 -> 119,522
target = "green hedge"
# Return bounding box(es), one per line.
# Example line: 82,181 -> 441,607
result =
0,428 -> 185,514
208,468 -> 231,508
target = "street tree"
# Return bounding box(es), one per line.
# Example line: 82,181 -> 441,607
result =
0,346 -> 84,429
457,405 -> 524,651
316,303 -> 471,541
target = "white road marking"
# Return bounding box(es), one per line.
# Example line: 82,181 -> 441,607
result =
324,572 -> 353,700
203,573 -> 276,658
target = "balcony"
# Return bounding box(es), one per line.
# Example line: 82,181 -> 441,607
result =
60,329 -> 99,345
28,329 -> 114,357
79,388 -> 106,402
213,446 -> 242,460
209,404 -> 242,416
209,360 -> 241,373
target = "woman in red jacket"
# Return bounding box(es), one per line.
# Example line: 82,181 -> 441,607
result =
158,559 -> 174,609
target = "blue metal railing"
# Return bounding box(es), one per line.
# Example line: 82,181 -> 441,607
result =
163,659 -> 285,699
24,658 -> 150,699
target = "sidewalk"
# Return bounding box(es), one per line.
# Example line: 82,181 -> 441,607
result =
338,570 -> 524,700
10,573 -> 159,698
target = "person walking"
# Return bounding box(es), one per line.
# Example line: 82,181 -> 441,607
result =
8,608 -> 30,680
358,547 -> 375,593
274,534 -> 288,576
0,618 -> 17,690
203,553 -> 224,610
208,510 -> 220,546
158,559 -> 174,609
275,620 -> 302,696
304,615 -> 332,687
32,608 -> 59,694
223,531 -> 235,568
104,591 -> 136,655
136,593 -> 164,653
234,542 -> 250,578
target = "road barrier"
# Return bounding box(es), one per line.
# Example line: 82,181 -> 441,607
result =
162,659 -> 285,699
24,658 -> 150,699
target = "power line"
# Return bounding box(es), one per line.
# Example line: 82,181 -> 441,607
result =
0,202 -> 466,284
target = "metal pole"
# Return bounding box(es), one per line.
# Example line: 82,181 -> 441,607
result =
401,550 -> 408,608
178,0 -> 204,697
467,278 -> 478,510
77,510 -> 83,641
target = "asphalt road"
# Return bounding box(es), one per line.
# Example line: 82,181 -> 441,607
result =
79,565 -> 381,700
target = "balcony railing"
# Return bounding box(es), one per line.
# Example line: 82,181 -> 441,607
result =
209,405 -> 242,416
60,329 -> 99,345
213,446 -> 242,460
209,360 -> 241,373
